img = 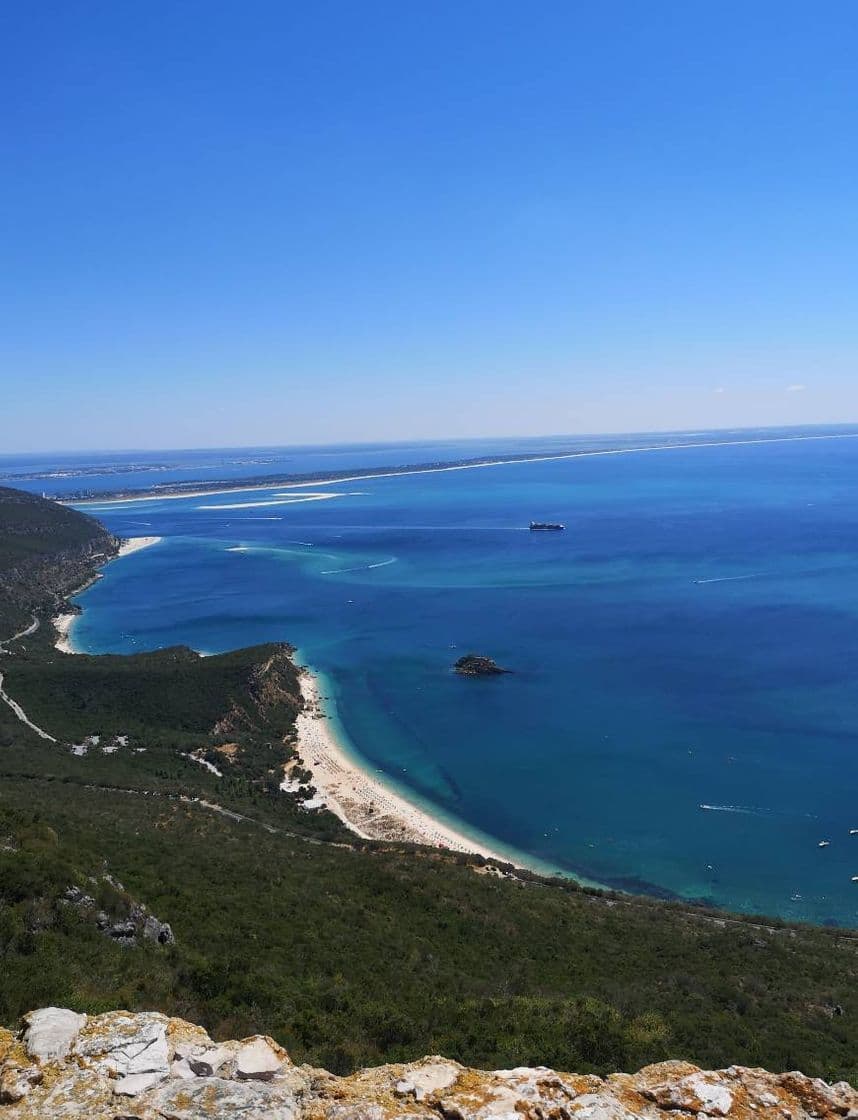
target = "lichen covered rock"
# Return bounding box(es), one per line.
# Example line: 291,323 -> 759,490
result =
1,1008 -> 857,1120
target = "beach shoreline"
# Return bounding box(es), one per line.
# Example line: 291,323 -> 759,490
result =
53,612 -> 78,654
68,431 -> 858,509
290,665 -> 558,873
48,532 -> 571,880
53,535 -> 162,653
118,534 -> 162,558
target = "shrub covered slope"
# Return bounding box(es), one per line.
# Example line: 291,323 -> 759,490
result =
1,488 -> 858,1084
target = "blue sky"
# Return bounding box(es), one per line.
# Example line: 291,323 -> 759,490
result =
2,1 -> 857,451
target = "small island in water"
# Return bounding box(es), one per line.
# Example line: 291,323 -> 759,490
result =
453,653 -> 511,676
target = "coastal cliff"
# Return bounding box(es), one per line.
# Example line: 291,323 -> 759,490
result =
2,1008 -> 855,1119
212,644 -> 304,739
6,483 -> 858,1087
0,486 -> 118,631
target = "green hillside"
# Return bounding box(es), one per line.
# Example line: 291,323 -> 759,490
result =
0,486 -> 118,632
2,487 -> 858,1084
0,487 -> 109,568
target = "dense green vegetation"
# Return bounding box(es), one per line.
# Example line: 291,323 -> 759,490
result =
3,486 -> 858,1083
0,486 -> 110,571
4,639 -> 303,775
0,635 -> 349,843
0,485 -> 117,632
3,781 -> 858,1082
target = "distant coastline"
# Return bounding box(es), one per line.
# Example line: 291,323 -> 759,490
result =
68,429 -> 858,507
43,428 -> 858,919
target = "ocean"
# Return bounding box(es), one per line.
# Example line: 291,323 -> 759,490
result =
44,429 -> 858,925
0,433 -> 674,499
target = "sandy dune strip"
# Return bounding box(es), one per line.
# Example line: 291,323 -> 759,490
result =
71,431 -> 858,509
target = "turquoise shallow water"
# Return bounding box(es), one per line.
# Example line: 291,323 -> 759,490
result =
68,434 -> 858,925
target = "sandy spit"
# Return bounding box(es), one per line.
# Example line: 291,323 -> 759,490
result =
71,432 -> 858,509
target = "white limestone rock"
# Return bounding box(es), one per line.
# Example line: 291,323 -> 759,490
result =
114,1070 -> 168,1096
568,1093 -> 646,1120
188,1044 -> 234,1077
3,1007 -> 858,1120
234,1036 -> 287,1081
145,1074 -> 304,1119
170,1057 -> 198,1080
644,1070 -> 735,1116
23,1008 -> 86,1061
0,1064 -> 42,1104
394,1060 -> 460,1101
324,1106 -> 391,1120
167,1018 -> 217,1062
70,1010 -> 170,1096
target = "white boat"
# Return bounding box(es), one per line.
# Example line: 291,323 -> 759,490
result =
818,840 -> 831,848
850,829 -> 858,835
852,876 -> 858,883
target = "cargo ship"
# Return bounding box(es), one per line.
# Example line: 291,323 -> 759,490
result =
529,521 -> 565,531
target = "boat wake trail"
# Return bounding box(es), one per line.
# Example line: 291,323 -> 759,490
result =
321,557 -> 398,575
700,802 -> 818,820
694,572 -> 771,585
699,803 -> 771,815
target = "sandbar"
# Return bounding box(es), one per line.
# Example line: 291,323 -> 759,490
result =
118,534 -> 162,557
71,431 -> 858,509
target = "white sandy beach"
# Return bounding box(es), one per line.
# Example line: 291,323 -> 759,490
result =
71,431 -> 858,509
53,612 -> 78,654
53,536 -> 162,653
290,668 -> 518,864
48,532 -> 537,870
118,534 -> 162,557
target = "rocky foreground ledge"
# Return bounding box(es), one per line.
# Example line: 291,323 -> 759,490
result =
2,1009 -> 857,1120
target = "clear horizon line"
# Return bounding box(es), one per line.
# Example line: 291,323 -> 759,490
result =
5,420 -> 858,460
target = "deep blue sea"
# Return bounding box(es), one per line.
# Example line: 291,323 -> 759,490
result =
52,430 -> 858,926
